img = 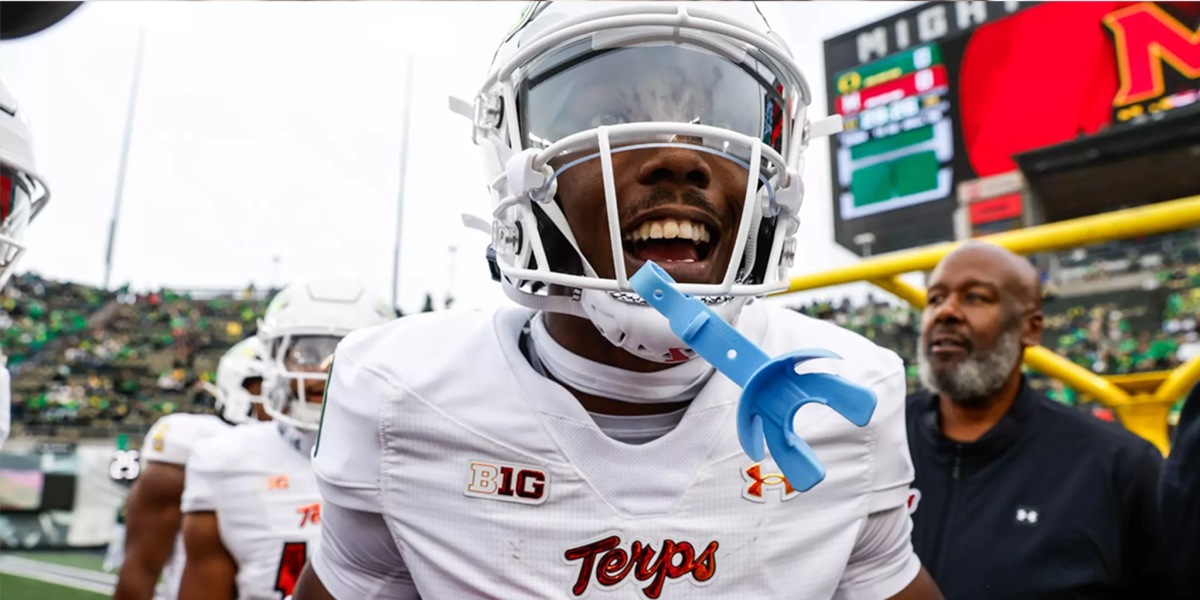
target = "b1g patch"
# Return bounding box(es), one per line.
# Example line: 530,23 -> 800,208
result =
463,459 -> 548,505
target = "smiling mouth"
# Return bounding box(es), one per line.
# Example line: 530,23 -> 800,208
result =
620,213 -> 723,283
623,216 -> 714,261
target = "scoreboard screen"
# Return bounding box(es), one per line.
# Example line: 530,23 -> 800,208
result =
823,2 -> 1036,257
832,44 -> 954,221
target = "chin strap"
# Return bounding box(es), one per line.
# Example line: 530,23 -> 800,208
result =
501,282 -> 589,319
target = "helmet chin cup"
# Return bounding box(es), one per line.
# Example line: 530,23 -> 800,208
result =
579,287 -> 748,364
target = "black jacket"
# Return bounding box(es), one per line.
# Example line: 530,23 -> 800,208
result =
1162,384 -> 1200,587
906,379 -> 1179,600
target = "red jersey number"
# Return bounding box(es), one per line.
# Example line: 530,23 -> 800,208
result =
275,541 -> 308,599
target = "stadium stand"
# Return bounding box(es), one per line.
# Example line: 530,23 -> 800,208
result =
3,275 -> 272,439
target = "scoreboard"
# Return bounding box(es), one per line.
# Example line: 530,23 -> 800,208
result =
824,1 -> 1200,257
823,2 -> 1035,257
832,44 -> 953,222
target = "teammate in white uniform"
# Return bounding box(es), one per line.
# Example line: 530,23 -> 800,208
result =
113,337 -> 268,600
179,280 -> 396,600
0,79 -> 51,449
296,3 -> 941,599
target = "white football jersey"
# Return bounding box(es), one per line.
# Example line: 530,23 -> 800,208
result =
183,422 -> 322,600
0,366 -> 10,449
311,303 -> 919,599
140,413 -> 233,600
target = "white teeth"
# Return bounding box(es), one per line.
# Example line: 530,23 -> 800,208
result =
625,218 -> 711,243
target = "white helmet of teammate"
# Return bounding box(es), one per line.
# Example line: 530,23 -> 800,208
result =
464,1 -> 841,363
0,79 -> 50,289
206,336 -> 267,425
257,280 -> 396,431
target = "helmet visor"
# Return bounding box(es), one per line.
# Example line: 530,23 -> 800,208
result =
282,335 -> 340,372
519,41 -> 787,159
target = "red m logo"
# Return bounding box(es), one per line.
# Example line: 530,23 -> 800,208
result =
1105,2 -> 1200,106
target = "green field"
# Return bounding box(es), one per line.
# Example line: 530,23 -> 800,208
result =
12,552 -> 107,572
0,552 -> 110,600
0,572 -> 107,600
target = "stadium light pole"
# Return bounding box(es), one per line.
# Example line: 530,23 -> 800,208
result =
391,54 -> 415,310
103,28 -> 147,291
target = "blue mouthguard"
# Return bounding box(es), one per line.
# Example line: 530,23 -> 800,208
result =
628,261 -> 878,492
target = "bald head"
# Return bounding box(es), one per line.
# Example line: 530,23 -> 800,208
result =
918,242 -> 1045,406
933,242 -> 1042,310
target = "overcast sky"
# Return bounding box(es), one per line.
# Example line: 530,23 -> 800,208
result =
0,1 -> 921,313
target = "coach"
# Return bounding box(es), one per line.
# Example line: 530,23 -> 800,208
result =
905,242 -> 1179,599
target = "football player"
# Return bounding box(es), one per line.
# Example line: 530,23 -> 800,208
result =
179,280 -> 396,600
296,3 -> 942,600
113,336 -> 268,600
0,79 -> 51,449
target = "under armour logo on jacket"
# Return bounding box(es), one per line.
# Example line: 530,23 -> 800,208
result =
1015,506 -> 1039,525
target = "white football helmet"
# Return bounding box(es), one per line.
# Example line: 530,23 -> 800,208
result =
257,280 -> 396,431
0,79 -> 50,289
205,336 -> 266,425
462,1 -> 842,363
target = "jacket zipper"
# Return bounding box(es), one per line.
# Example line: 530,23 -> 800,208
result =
930,444 -> 963,577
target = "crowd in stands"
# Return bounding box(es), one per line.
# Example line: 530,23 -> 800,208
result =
3,274 -> 272,439
3,231 -> 1198,439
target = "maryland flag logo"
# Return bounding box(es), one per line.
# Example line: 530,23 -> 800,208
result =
151,423 -> 169,452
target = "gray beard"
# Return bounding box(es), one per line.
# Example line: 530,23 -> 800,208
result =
918,328 -> 1024,409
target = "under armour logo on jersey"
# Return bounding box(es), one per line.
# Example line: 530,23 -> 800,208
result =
907,488 -> 922,515
463,459 -> 548,505
741,463 -> 798,503
1015,506 -> 1039,526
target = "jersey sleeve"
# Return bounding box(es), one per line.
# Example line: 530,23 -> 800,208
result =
311,351 -> 391,513
141,415 -> 208,466
310,501 -> 417,600
834,505 -> 921,600
866,366 -> 915,512
180,436 -> 224,513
